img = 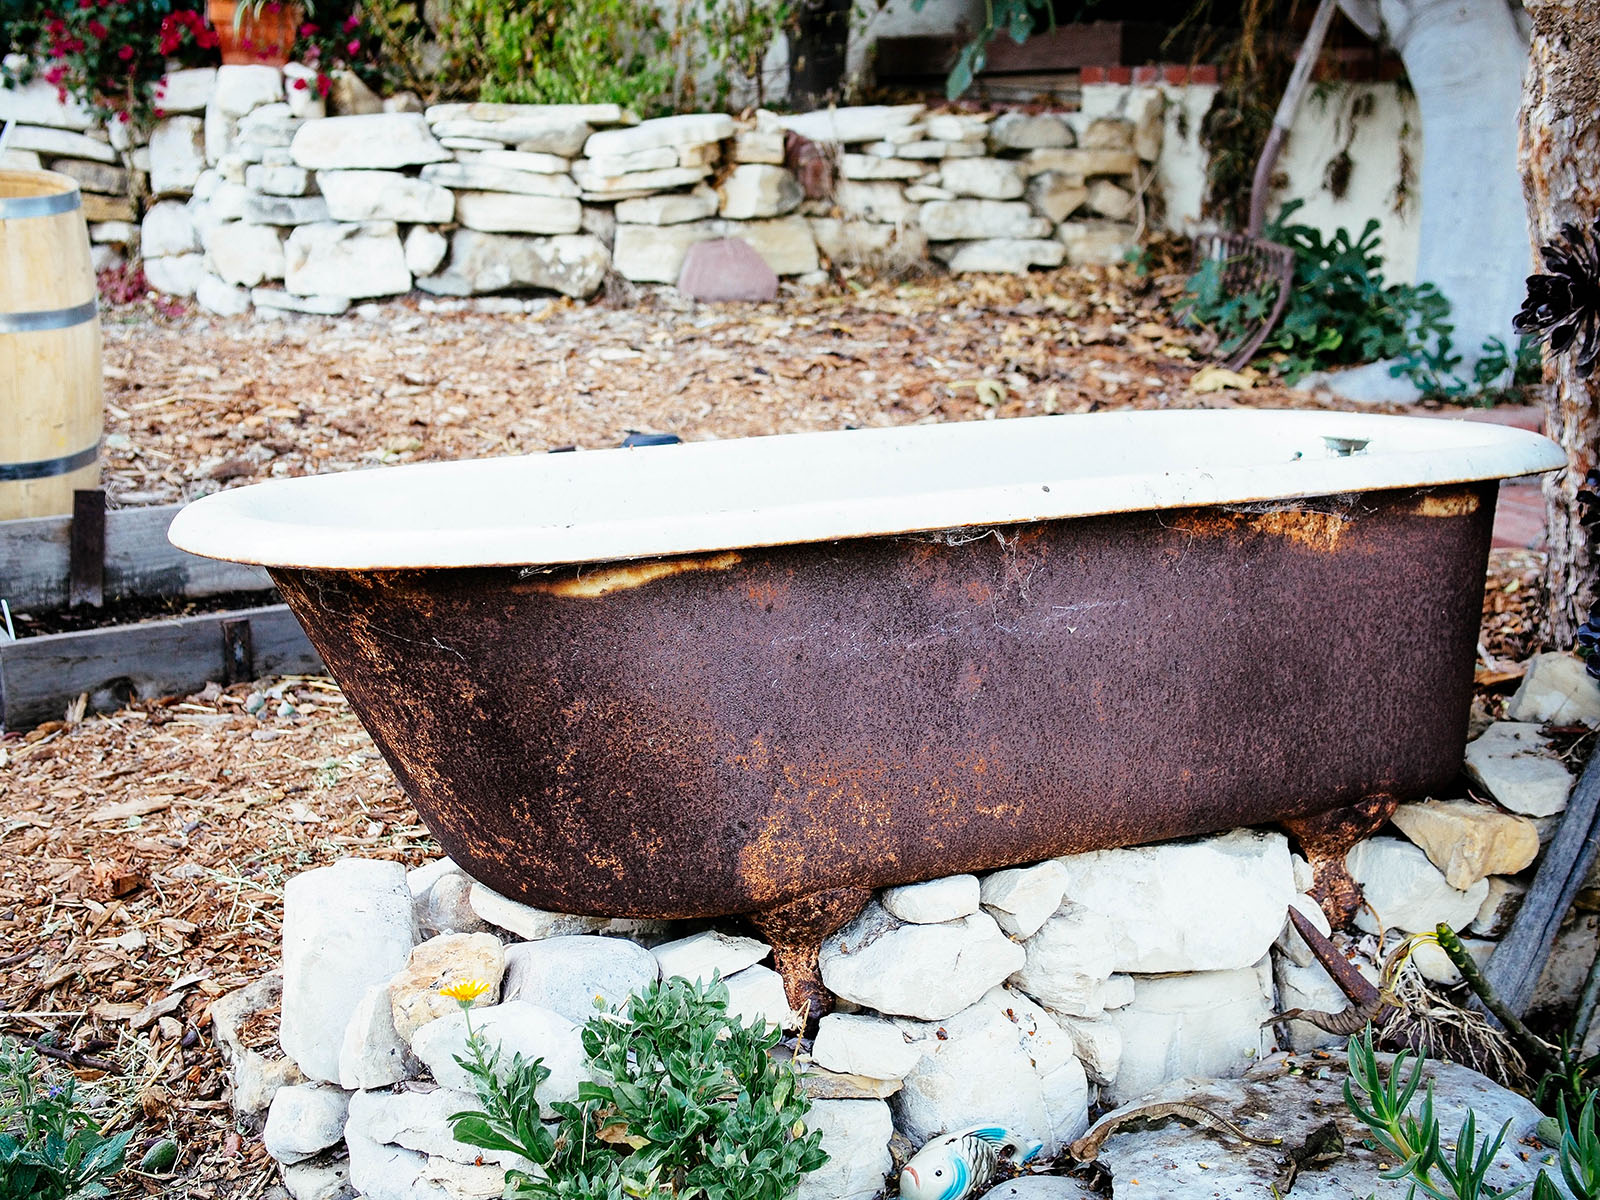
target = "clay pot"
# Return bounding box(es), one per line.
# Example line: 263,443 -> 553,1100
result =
206,0 -> 302,66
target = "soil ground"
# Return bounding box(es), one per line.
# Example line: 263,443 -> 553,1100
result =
0,264 -> 1553,1196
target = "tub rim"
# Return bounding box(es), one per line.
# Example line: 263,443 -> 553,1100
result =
167,409 -> 1564,571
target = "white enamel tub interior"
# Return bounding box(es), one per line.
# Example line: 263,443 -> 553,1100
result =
168,409 -> 1566,569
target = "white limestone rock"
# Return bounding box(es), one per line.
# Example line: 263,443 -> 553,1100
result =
433,118 -> 592,156
571,162 -> 711,199
1273,953 -> 1350,1051
401,226 -> 449,278
1058,1013 -> 1123,1086
811,1013 -> 921,1080
1025,172 -> 1090,223
291,114 -> 450,170
581,145 -> 678,176
920,199 -> 1050,241
456,147 -> 572,174
454,191 -> 582,235
280,859 -> 417,1084
1079,117 -> 1134,150
584,113 -> 735,158
1054,830 -> 1294,973
1508,652 -> 1600,727
718,163 -> 804,219
202,220 -> 286,287
882,875 -> 981,924
1410,935 -> 1496,987
891,987 -> 1088,1154
502,934 -> 659,1023
343,1126 -> 433,1200
1010,902 -> 1118,1017
723,964 -> 801,1030
418,1156 -> 511,1198
1085,178 -> 1135,220
1346,837 -> 1489,934
242,194 -> 330,225
264,1083 -> 352,1164
251,288 -> 352,315
388,932 -> 505,1042
981,1179 -> 1099,1200
1056,219 -> 1138,265
833,180 -> 917,224
924,112 -> 993,142
426,100 -> 626,125
418,230 -> 608,299
1470,876 -> 1527,938
1466,722 -> 1577,817
794,1099 -> 894,1200
346,1087 -> 528,1168
213,64 -> 283,117
195,272 -> 252,316
413,873 -> 489,937
9,125 -> 115,163
653,930 -> 770,984
142,200 -> 199,258
768,105 -> 925,145
938,157 -> 1026,200
280,1154 -> 353,1200
820,903 -> 1024,1021
317,170 -> 455,223
989,112 -> 1075,150
1101,961 -> 1274,1105
1275,892 -> 1334,968
611,220 -> 720,282
411,1002 -> 586,1116
937,238 -> 1067,273
339,982 -> 420,1090
149,117 -> 206,196
730,215 -> 820,276
980,861 -> 1068,940
143,253 -> 204,297
1092,1052 -> 1553,1200
838,153 -> 927,180
615,188 -> 719,225
904,184 -> 953,202
0,69 -> 94,128
419,160 -> 578,198
808,218 -> 927,270
235,1050 -> 306,1117
1391,798 -> 1540,890
246,163 -> 311,196
283,221 -> 411,299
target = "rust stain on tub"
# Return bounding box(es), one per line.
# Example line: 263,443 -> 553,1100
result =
1409,491 -> 1481,517
1172,508 -> 1351,552
529,551 -> 743,597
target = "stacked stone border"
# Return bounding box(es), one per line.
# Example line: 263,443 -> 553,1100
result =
220,653 -> 1600,1200
2,62 -> 1164,316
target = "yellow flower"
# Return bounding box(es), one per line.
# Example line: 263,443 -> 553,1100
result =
439,977 -> 491,1004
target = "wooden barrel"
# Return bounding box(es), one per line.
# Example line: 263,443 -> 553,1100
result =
0,168 -> 103,521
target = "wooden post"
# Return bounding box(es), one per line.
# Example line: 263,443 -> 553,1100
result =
68,488 -> 104,608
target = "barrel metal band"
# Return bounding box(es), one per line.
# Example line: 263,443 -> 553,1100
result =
0,188 -> 82,219
0,298 -> 99,333
0,443 -> 99,482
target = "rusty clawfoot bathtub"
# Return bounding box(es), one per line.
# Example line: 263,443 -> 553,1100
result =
169,410 -> 1564,1013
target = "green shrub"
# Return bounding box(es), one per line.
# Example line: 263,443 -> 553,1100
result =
1176,200 -> 1460,390
448,976 -> 827,1200
0,1038 -> 132,1200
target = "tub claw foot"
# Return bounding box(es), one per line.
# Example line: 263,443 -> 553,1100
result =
750,887 -> 872,1027
1283,794 -> 1399,927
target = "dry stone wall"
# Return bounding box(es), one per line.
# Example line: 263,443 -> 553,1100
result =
3,62 -> 1161,316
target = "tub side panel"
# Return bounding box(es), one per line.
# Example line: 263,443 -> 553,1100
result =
270,482 -> 1495,919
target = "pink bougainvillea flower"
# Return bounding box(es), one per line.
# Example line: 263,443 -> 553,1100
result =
292,76 -> 309,90
346,38 -> 358,53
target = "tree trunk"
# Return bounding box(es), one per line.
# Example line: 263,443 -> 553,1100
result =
788,0 -> 852,110
1524,0 -> 1600,646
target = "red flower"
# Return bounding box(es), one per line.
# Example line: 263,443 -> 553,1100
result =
299,21 -> 316,34
116,111 -> 129,121
315,72 -> 330,97
116,43 -> 133,59
343,13 -> 358,29
346,37 -> 358,53
292,76 -> 308,90
87,18 -> 107,37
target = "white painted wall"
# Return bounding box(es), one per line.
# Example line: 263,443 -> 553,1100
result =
1152,80 -> 1423,285
846,0 -> 987,88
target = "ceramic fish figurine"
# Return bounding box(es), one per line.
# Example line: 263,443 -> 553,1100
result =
898,1125 -> 1044,1200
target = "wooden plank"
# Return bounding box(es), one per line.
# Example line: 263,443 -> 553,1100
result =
68,488 -> 105,608
1480,749 -> 1600,1016
0,503 -> 272,612
0,603 -> 321,730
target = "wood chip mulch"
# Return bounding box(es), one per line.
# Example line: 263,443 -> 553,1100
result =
1,262 -> 1538,1196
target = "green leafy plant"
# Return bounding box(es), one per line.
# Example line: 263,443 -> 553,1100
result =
908,0 -> 1053,99
0,1037 -> 133,1200
669,0 -> 790,110
1175,200 -> 1459,389
448,975 -> 827,1200
1344,1029 -> 1527,1200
